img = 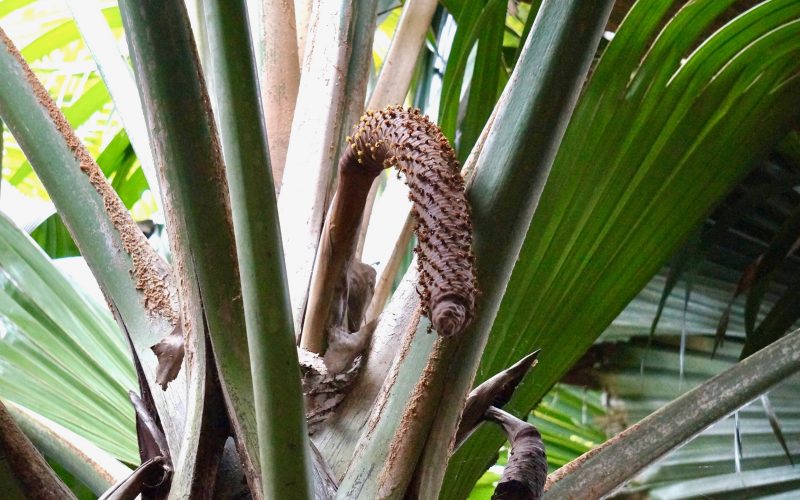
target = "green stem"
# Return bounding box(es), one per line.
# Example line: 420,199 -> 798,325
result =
201,0 -> 312,497
544,328 -> 800,498
117,0 -> 261,493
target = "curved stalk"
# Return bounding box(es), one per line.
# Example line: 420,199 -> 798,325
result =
301,107 -> 477,352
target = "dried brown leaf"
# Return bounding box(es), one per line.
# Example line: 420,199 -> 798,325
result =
324,319 -> 378,374
455,350 -> 539,448
150,325 -> 185,390
346,261 -> 377,332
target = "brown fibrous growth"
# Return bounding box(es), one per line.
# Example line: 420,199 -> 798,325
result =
342,106 -> 478,338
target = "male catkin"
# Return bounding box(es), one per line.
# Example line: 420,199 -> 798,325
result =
342,106 -> 478,337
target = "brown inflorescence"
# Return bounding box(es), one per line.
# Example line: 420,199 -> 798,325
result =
341,106 -> 477,338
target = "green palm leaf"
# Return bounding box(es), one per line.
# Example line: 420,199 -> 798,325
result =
1,2 -> 151,225
0,211 -> 137,464
446,1 -> 800,496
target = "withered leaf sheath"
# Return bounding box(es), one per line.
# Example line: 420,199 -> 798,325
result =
150,324 -> 185,390
455,350 -> 540,449
342,106 -> 478,337
485,406 -> 547,500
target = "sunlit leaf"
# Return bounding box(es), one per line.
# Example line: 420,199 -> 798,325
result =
0,212 -> 137,463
